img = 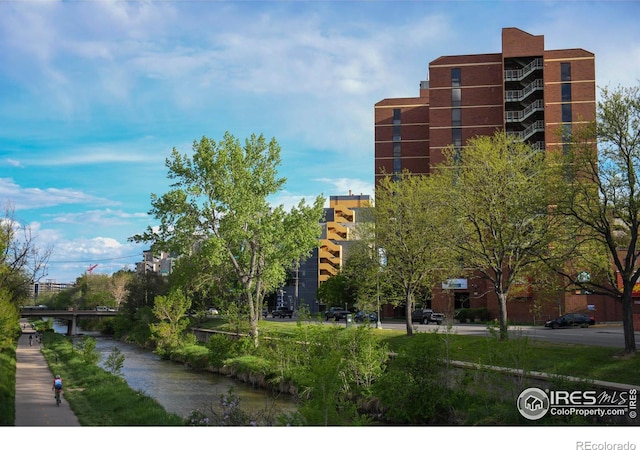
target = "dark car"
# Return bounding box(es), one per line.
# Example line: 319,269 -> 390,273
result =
354,311 -> 378,323
545,313 -> 595,329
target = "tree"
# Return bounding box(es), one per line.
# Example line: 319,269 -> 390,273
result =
0,202 -> 51,304
551,84 -> 640,354
150,289 -> 192,357
130,132 -> 325,346
374,171 -> 444,336
428,131 -> 560,340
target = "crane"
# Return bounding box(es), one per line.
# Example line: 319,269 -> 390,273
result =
87,264 -> 98,274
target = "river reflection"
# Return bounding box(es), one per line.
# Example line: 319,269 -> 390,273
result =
53,322 -> 297,422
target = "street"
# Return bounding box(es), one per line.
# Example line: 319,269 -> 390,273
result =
266,316 -> 637,349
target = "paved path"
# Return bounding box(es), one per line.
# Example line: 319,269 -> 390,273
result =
14,320 -> 81,426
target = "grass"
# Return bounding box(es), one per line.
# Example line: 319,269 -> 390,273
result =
201,317 -> 640,387
0,346 -> 16,425
40,332 -> 184,426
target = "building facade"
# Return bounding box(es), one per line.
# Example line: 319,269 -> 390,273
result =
374,27 -> 610,323
280,192 -> 372,313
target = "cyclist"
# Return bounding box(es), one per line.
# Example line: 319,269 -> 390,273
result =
52,375 -> 63,405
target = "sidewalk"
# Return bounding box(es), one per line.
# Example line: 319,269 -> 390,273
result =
14,320 -> 81,426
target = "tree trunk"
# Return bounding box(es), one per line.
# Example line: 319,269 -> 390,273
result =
622,290 -> 637,354
497,292 -> 509,340
405,291 -> 413,336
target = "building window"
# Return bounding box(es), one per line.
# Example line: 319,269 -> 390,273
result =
393,108 -> 401,124
452,88 -> 461,107
562,103 -> 572,123
451,68 -> 461,87
452,128 -> 462,147
393,125 -> 401,141
561,63 -> 571,82
561,83 -> 572,102
393,143 -> 401,173
452,108 -> 461,126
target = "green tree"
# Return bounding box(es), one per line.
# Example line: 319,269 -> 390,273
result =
0,202 -> 51,305
131,132 -> 325,346
374,171 -> 446,336
551,84 -> 640,353
150,289 -> 192,357
428,131 -> 560,340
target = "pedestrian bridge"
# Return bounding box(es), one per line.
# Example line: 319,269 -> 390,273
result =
20,309 -> 119,335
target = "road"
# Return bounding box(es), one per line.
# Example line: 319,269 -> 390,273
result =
267,316 -> 637,348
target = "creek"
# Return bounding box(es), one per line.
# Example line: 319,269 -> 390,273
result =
52,322 -> 298,422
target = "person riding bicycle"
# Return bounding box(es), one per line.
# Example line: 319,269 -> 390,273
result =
52,375 -> 63,394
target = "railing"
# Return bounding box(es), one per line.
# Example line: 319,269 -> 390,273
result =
505,99 -> 545,123
507,120 -> 545,141
505,79 -> 544,102
504,58 -> 544,81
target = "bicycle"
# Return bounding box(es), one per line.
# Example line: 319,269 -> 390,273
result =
54,388 -> 61,406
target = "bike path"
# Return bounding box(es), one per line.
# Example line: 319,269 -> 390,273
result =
14,320 -> 81,426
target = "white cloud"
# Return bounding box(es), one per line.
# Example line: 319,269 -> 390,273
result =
0,178 -> 118,210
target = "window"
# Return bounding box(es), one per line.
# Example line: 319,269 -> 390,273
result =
452,108 -> 461,126
452,88 -> 461,107
393,125 -> 401,141
561,63 -> 571,82
393,143 -> 401,173
392,108 -> 401,124
562,103 -> 572,123
451,68 -> 461,87
452,128 -> 462,147
561,83 -> 572,102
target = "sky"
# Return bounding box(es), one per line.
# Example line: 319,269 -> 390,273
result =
2,0 -> 640,284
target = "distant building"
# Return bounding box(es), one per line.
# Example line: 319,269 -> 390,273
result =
136,250 -> 174,276
29,280 -> 75,299
279,192 -> 372,313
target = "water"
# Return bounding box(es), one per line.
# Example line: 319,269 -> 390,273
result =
52,321 -> 297,422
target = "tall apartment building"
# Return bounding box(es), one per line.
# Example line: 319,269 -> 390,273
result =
374,27 -> 612,323
375,27 -> 596,182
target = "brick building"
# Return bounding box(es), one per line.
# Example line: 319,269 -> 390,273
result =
373,27 -> 627,324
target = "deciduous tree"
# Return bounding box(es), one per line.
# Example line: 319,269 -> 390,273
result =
428,131 -> 560,340
131,132 -> 325,346
552,84 -> 640,353
374,171 -> 445,336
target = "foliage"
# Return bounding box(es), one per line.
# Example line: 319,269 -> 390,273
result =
104,346 -> 125,376
550,84 -> 640,353
40,332 -> 184,425
0,202 -> 51,304
76,336 -> 100,365
150,289 -> 192,357
0,343 -> 16,425
427,131 -> 561,340
186,387 -> 286,426
374,170 -> 451,336
373,333 -> 455,424
129,131 -> 325,346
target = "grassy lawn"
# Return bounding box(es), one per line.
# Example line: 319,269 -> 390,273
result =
200,317 -> 640,387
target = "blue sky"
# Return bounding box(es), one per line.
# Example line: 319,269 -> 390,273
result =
2,0 -> 640,283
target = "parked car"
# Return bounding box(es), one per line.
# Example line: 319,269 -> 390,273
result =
411,308 -> 445,325
325,307 -> 350,321
544,313 -> 595,329
354,311 -> 378,323
271,306 -> 294,319
206,307 -> 219,316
